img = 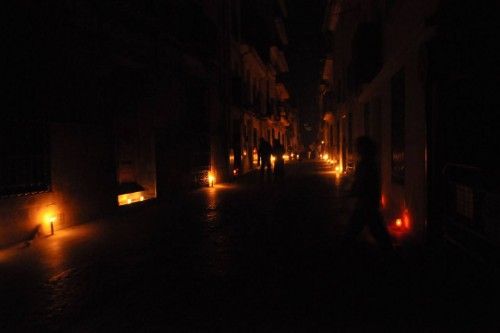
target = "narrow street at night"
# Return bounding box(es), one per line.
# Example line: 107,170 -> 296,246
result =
4,1 -> 499,331
1,161 -> 497,331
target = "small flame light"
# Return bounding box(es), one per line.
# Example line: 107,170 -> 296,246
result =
323,153 -> 329,161
390,209 -> 411,236
41,204 -> 59,236
334,164 -> 343,178
47,215 -> 57,235
45,214 -> 57,235
208,171 -> 215,187
252,148 -> 259,165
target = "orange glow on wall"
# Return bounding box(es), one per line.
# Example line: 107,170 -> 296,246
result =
403,209 -> 411,229
381,194 -> 386,209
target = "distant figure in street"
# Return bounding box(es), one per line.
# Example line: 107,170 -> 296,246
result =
342,136 -> 393,251
272,139 -> 285,182
258,138 -> 272,181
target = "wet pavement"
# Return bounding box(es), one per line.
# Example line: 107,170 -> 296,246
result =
1,161 -> 498,331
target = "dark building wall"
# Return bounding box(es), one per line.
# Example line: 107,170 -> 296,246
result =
324,0 -> 498,245
50,122 -> 116,227
0,121 -> 116,247
1,0 -> 234,247
424,0 -> 499,243
324,0 -> 439,243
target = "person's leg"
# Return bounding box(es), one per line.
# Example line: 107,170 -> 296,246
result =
276,161 -> 283,182
367,210 -> 394,251
341,209 -> 366,249
263,160 -> 271,181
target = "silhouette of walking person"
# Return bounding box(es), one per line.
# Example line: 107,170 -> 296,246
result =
258,138 -> 272,182
272,139 -> 285,182
342,136 -> 394,251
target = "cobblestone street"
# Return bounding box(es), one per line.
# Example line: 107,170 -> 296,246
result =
1,162 -> 498,331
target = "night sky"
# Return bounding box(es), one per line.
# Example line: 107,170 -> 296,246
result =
286,0 -> 327,147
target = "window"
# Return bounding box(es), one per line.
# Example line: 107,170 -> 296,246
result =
391,69 -> 405,184
0,121 -> 50,197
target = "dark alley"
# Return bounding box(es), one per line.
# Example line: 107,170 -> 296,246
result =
3,1 -> 499,331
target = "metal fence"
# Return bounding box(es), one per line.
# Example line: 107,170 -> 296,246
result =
442,163 -> 499,263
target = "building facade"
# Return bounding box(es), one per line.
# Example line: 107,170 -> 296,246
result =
1,1 -> 235,248
229,0 -> 299,176
320,0 -> 498,248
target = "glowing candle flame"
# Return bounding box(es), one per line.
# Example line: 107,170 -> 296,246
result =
208,171 -> 215,187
